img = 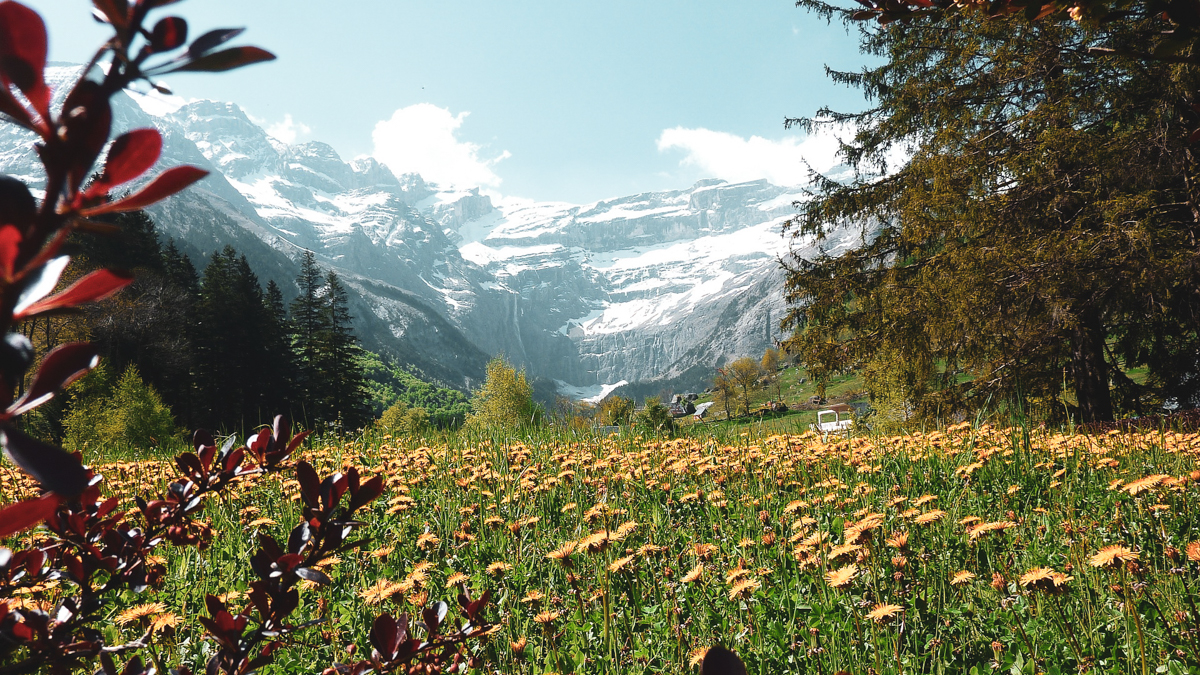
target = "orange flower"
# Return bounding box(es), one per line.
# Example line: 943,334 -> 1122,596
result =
1089,545 -> 1138,570
825,563 -> 858,589
681,564 -> 704,583
865,603 -> 903,624
950,570 -> 976,587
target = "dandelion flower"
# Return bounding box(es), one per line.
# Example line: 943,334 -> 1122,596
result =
950,570 -> 976,586
486,562 -> 512,578
547,541 -> 576,561
578,530 -> 610,554
446,572 -> 469,587
608,555 -> 635,573
913,494 -> 937,507
682,564 -> 704,583
416,533 -> 439,551
885,531 -> 909,549
637,543 -> 665,557
510,636 -> 527,656
728,578 -> 760,600
688,647 -> 709,668
827,543 -> 862,562
150,612 -> 181,634
968,520 -> 1017,541
369,546 -> 394,559
691,543 -> 718,559
865,603 -> 903,624
1188,541 -> 1200,563
825,563 -> 858,589
359,580 -> 403,605
614,520 -> 638,539
1089,545 -> 1139,570
533,609 -> 561,625
1123,474 -> 1170,496
247,517 -> 276,528
520,589 -> 545,604
1019,567 -> 1072,594
114,602 -> 167,626
914,510 -> 947,525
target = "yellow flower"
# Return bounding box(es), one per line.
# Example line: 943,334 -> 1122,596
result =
950,570 -> 976,587
486,562 -> 512,578
1089,545 -> 1138,570
446,572 -> 470,587
1187,541 -> 1200,564
1019,567 -> 1072,594
914,510 -> 947,525
825,563 -> 858,589
688,647 -> 709,668
547,541 -> 576,561
865,603 -> 903,624
149,612 -> 181,634
533,609 -> 561,625
608,555 -> 635,573
691,543 -> 718,559
968,520 -> 1017,541
520,589 -> 545,604
827,543 -> 862,562
359,579 -> 404,605
114,602 -> 167,627
728,578 -> 760,600
681,564 -> 704,583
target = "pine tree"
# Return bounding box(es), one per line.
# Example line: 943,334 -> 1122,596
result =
317,271 -> 370,429
289,250 -> 327,423
194,246 -> 276,430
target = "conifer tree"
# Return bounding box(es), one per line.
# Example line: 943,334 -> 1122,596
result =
783,12 -> 1200,421
289,249 -> 326,422
318,271 -> 370,429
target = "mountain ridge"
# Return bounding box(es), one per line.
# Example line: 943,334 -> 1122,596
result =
0,67 -> 864,398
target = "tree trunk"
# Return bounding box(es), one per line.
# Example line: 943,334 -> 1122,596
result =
1070,307 -> 1114,423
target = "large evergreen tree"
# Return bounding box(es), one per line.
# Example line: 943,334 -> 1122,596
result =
289,249 -> 325,423
194,247 -> 292,430
783,12 -> 1200,421
317,271 -> 370,428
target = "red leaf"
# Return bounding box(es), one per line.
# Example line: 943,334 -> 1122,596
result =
80,165 -> 208,215
1,427 -> 88,497
0,493 -> 59,538
7,342 -> 99,416
0,224 -> 20,278
91,0 -> 129,29
15,268 -> 133,320
84,129 -> 163,199
150,17 -> 188,52
173,46 -> 275,73
0,1 -> 50,117
60,79 -> 113,190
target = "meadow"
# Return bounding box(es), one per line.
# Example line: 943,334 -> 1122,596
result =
3,419 -> 1200,674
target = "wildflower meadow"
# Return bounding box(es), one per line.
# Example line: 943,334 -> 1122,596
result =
4,420 -> 1199,674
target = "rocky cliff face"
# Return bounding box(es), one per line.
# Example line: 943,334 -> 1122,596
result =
0,66 -> 864,397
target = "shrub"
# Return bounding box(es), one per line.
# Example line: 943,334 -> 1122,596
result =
63,364 -> 178,452
596,395 -> 635,426
378,400 -> 429,435
634,396 -> 675,434
465,357 -> 541,431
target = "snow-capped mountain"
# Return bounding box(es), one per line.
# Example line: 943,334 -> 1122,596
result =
0,66 -> 865,396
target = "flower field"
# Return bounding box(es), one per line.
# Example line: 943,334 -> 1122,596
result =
4,421 -> 1200,674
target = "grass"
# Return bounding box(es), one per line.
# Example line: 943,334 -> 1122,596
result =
3,419 -> 1200,674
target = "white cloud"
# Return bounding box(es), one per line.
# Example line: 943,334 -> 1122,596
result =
265,114 -> 312,145
372,103 -> 510,189
656,126 -> 846,187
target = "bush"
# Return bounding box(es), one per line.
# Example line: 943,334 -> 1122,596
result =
596,395 -> 634,426
634,396 -> 675,434
378,400 -> 429,435
464,357 -> 541,431
64,364 -> 178,452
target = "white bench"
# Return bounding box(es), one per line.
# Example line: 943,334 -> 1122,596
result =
811,409 -> 853,437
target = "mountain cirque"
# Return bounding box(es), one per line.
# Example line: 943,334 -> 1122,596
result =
0,67 -> 864,397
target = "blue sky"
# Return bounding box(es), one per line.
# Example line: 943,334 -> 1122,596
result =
27,1 -> 871,204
